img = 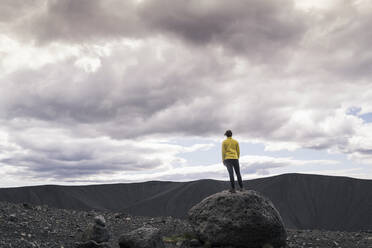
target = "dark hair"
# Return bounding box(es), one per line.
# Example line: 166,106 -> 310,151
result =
224,130 -> 232,137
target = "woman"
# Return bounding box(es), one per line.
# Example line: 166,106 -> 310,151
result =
222,130 -> 243,193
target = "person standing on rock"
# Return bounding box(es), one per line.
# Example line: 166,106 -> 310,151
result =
222,130 -> 243,193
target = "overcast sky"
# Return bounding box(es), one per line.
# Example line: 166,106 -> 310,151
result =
1,0 -> 372,187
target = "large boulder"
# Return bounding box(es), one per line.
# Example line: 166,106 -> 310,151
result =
188,190 -> 286,248
118,227 -> 165,248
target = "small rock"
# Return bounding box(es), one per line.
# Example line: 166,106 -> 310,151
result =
79,216 -> 110,244
81,224 -> 110,243
94,215 -> 106,227
119,227 -> 165,248
9,214 -> 17,222
17,239 -> 39,248
23,203 -> 33,209
189,239 -> 201,247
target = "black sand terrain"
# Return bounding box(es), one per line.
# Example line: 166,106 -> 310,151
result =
1,174 -> 372,231
1,201 -> 372,248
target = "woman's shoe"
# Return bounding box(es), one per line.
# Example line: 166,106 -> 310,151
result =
229,189 -> 236,193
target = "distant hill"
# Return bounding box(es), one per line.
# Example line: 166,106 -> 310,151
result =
1,173 -> 372,231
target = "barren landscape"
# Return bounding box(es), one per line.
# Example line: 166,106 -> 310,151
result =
2,174 -> 372,247
2,174 -> 372,231
2,200 -> 372,248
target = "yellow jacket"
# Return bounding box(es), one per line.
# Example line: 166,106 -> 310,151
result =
222,137 -> 240,161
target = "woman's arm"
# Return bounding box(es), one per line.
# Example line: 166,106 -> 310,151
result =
222,142 -> 226,162
237,142 -> 240,159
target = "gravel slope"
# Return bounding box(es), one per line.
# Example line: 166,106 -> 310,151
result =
2,174 -> 372,231
1,201 -> 372,248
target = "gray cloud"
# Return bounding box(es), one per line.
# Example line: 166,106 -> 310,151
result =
4,0 -> 308,64
0,0 -> 43,23
5,0 -> 143,44
3,154 -> 161,179
0,38 -> 232,138
140,0 -> 307,61
1,0 -> 372,184
286,1 -> 372,81
0,127 -> 166,180
241,162 -> 286,176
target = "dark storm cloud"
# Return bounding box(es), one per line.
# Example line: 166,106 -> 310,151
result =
3,0 -> 370,79
0,0 -> 38,22
140,0 -> 307,60
5,0 -> 308,62
8,0 -> 144,43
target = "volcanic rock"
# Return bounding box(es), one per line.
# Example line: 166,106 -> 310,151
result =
95,215 -> 106,227
2,201 -> 372,247
189,239 -> 201,247
188,190 -> 287,248
118,227 -> 165,248
22,203 -> 33,209
8,213 -> 17,222
78,215 -> 110,245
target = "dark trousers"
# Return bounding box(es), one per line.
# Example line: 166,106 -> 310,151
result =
224,159 -> 243,189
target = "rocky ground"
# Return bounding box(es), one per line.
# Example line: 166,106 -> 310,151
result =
1,201 -> 372,248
